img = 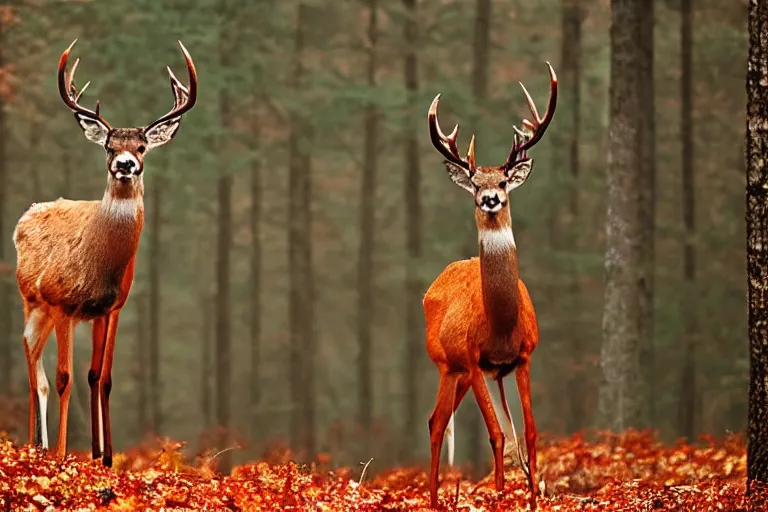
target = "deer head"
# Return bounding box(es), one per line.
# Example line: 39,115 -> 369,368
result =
57,39 -> 198,185
428,63 -> 557,216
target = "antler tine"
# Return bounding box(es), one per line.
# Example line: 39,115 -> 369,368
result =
57,39 -> 112,129
503,62 -> 558,170
428,94 -> 473,173
146,40 -> 198,131
466,135 -> 477,171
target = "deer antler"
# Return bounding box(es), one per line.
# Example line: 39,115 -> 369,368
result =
428,94 -> 478,175
58,39 -> 112,129
503,62 -> 558,171
145,40 -> 198,132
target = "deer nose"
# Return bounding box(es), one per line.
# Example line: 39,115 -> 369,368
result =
111,151 -> 141,179
115,158 -> 136,172
481,193 -> 500,208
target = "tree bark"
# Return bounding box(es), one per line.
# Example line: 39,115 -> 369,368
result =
216,0 -> 234,470
598,0 -> 645,431
638,0 -> 657,431
357,0 -> 378,452
0,15 -> 10,396
249,113 -> 262,438
288,2 -> 315,459
746,0 -> 768,486
561,0 -> 586,435
677,0 -> 697,441
402,0 -> 423,461
201,293 -> 212,429
148,176 -> 162,434
463,0 -> 491,474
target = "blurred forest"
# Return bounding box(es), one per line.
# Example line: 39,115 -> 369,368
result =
0,0 -> 748,477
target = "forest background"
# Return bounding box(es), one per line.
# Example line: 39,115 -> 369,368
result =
0,0 -> 747,476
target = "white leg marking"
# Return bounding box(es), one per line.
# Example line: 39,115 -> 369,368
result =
24,309 -> 50,449
478,227 -> 516,253
97,394 -> 104,454
446,412 -> 455,467
35,358 -> 49,449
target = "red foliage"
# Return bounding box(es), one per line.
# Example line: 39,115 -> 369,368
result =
0,430 -> 765,511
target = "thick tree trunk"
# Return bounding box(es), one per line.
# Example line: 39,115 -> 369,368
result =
402,0 -> 423,461
677,0 -> 697,441
148,177 -> 163,434
561,0 -> 586,434
357,0 -> 378,452
638,0 -> 657,431
288,2 -> 315,459
598,0 -> 645,431
746,0 -> 768,486
250,114 -> 262,437
216,3 -> 234,469
464,0 -> 491,474
0,16 -> 10,396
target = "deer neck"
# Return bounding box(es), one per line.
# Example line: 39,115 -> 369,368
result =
88,178 -> 145,268
476,206 -> 519,336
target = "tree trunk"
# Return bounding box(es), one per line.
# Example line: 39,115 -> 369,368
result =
598,0 -> 645,431
561,0 -> 586,435
288,2 -> 315,460
249,113 -> 262,438
677,0 -> 697,441
638,0 -> 657,431
357,0 -> 378,453
136,292 -> 147,439
0,15 -> 10,396
463,0 -> 491,474
402,0 -> 423,461
201,293 -> 213,429
148,176 -> 163,435
745,0 -> 768,486
216,1 -> 234,469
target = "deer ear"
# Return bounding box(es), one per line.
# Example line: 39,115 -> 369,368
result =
75,113 -> 109,145
444,161 -> 474,194
505,158 -> 533,192
144,118 -> 182,149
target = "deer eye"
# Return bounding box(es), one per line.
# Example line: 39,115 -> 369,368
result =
137,145 -> 146,154
498,181 -> 506,188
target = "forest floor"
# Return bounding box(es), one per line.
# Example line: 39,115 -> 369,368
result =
0,430 -> 765,511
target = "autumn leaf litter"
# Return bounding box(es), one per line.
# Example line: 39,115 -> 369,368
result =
0,430 -> 765,511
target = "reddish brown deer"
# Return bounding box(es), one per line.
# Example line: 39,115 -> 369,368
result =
423,63 -> 557,510
14,39 -> 197,467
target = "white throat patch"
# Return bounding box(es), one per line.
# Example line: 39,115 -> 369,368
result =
103,197 -> 140,220
478,227 -> 516,253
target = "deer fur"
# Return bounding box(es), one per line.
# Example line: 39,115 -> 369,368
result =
423,64 -> 556,511
15,39 -> 197,467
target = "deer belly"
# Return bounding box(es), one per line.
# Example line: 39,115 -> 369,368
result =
39,271 -> 123,320
478,335 -> 523,379
478,356 -> 520,380
75,288 -> 121,320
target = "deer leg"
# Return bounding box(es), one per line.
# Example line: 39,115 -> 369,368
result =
53,317 -> 74,458
469,372 -> 505,494
22,308 -> 53,449
428,371 -> 461,509
446,375 -> 470,468
497,377 -> 528,479
89,317 -> 107,460
98,310 -> 121,467
515,358 -> 538,510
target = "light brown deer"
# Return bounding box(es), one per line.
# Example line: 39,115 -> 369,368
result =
423,63 -> 557,510
14,39 -> 197,467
